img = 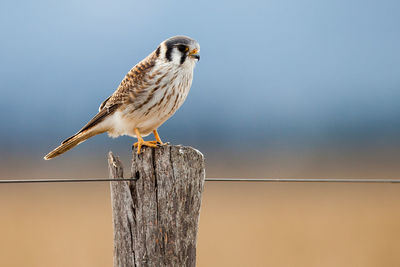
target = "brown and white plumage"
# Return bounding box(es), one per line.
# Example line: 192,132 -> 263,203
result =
44,36 -> 200,160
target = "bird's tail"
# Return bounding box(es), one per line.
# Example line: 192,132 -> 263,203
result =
44,129 -> 104,160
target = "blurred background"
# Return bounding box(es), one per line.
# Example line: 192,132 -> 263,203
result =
1,0 -> 400,266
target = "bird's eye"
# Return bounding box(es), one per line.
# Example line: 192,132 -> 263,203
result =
177,45 -> 188,53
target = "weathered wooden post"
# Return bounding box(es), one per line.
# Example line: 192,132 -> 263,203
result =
108,145 -> 205,267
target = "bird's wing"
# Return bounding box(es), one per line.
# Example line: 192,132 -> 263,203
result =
98,95 -> 112,111
77,104 -> 120,134
62,52 -> 159,145
102,52 -> 159,110
61,104 -> 120,144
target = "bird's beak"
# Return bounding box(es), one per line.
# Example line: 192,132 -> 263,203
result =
189,49 -> 200,61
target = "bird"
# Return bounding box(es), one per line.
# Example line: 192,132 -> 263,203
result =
44,35 -> 200,160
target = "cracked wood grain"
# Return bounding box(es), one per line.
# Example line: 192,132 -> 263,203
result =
108,145 -> 205,267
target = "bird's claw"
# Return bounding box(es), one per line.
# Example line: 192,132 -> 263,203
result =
134,140 -> 156,146
133,140 -> 162,154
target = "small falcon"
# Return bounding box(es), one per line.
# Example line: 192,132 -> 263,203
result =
44,36 -> 200,160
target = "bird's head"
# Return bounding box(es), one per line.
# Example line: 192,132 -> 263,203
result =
157,36 -> 200,66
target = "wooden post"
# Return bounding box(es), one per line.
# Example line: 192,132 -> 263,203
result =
108,145 -> 205,267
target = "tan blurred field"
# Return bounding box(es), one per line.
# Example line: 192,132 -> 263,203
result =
1,146 -> 400,266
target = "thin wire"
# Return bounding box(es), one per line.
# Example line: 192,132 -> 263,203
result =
1,178 -> 400,184
0,178 -> 136,184
205,178 -> 400,183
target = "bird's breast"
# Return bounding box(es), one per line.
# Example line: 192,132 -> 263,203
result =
118,64 -> 194,136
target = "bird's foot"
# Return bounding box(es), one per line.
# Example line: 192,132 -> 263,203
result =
138,140 -> 167,145
133,140 -> 158,154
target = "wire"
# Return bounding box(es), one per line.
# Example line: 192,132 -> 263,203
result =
205,178 -> 400,183
0,178 -> 136,184
1,178 -> 400,184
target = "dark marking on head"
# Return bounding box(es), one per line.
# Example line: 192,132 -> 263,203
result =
177,44 -> 187,53
155,46 -> 160,57
165,45 -> 173,61
165,36 -> 193,47
164,36 -> 195,62
180,54 -> 187,64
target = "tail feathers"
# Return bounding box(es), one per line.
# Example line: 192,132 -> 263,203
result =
44,129 -> 103,160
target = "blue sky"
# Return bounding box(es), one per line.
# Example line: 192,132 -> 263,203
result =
1,0 -> 399,154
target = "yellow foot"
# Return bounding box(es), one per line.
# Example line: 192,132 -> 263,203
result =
133,140 -> 157,145
153,129 -> 164,145
133,140 -> 158,154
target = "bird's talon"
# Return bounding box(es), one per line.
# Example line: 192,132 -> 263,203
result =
158,142 -> 168,146
133,129 -> 167,154
133,140 -> 159,154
